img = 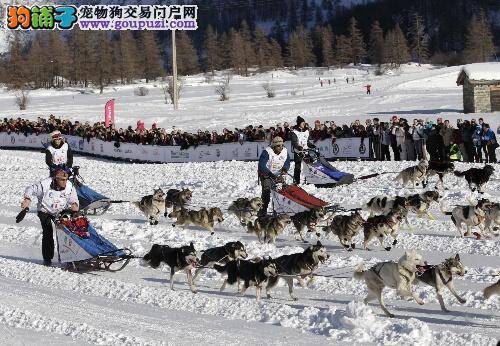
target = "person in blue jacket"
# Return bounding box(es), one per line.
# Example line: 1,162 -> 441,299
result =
257,136 -> 290,216
481,123 -> 498,163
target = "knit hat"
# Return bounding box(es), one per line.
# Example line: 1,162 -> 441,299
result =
271,136 -> 284,147
296,116 -> 305,126
50,130 -> 62,140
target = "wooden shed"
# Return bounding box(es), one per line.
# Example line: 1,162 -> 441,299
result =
456,62 -> 500,113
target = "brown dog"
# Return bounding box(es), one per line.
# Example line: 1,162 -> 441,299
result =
168,207 -> 224,234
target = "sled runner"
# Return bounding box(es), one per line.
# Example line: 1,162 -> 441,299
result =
55,214 -> 134,272
272,184 -> 330,215
301,149 -> 355,187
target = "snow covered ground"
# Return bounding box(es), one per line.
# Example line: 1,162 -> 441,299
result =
1,64 -> 499,132
0,64 -> 499,345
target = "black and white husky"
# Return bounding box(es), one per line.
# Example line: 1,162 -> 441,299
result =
423,161 -> 454,189
133,188 -> 166,225
266,241 -> 329,301
214,258 -> 278,301
141,243 -> 199,293
291,207 -> 327,241
442,199 -> 491,237
365,196 -> 408,216
416,254 -> 467,312
193,241 -> 248,281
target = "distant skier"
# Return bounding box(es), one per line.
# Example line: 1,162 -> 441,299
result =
366,84 -> 372,94
16,167 -> 79,266
45,130 -> 73,174
346,77 -> 349,84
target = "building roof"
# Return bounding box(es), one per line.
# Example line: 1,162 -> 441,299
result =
456,62 -> 500,85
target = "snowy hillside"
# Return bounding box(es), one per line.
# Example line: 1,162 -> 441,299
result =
1,64 -> 499,132
0,65 -> 499,344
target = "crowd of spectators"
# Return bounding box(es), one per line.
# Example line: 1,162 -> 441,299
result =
1,114 -> 498,163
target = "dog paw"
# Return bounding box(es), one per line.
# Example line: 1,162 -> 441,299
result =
266,294 -> 272,299
416,299 -> 425,305
392,239 -> 398,245
385,247 -> 392,251
387,313 -> 395,318
458,298 -> 466,304
291,296 -> 298,301
351,244 -> 356,249
191,289 -> 198,294
210,231 -> 215,235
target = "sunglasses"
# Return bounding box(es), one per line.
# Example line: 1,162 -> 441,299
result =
55,177 -> 68,181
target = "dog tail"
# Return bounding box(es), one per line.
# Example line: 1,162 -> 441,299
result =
454,170 -> 466,177
142,244 -> 163,269
213,263 -> 227,273
352,263 -> 366,280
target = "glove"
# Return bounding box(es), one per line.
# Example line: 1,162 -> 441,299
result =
16,207 -> 29,223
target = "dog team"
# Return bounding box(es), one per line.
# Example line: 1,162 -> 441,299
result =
134,160 -> 498,316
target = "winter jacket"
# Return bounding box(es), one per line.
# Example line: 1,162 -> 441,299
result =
439,126 -> 453,146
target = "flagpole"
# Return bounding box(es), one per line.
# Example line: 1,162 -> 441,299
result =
172,30 -> 179,111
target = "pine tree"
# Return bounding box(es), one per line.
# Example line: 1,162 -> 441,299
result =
348,17 -> 366,65
321,26 -> 334,68
218,32 -> 230,70
239,20 -> 256,76
69,28 -> 93,87
47,31 -> 71,88
268,38 -> 284,68
228,28 -> 245,75
254,26 -> 269,70
117,31 -> 140,84
385,24 -> 410,67
287,26 -> 314,69
369,20 -> 385,66
8,35 -> 29,89
463,10 -> 496,63
204,25 -> 220,76
26,35 -> 48,88
139,31 -> 164,82
334,34 -> 352,66
311,25 -> 323,66
409,13 -> 429,65
176,31 -> 199,75
91,31 -> 113,93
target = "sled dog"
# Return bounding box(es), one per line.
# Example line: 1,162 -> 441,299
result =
266,241 -> 329,300
168,207 -> 224,234
193,241 -> 248,281
214,258 -> 278,301
228,197 -> 262,225
406,191 -> 440,217
454,164 -> 495,193
322,210 -> 365,251
354,250 -> 426,317
363,207 -> 407,251
141,243 -> 199,292
291,207 -> 326,241
424,161 -> 454,189
395,159 -> 429,188
443,199 -> 491,237
365,195 -> 408,216
133,188 -> 166,225
484,279 -> 500,299
416,254 -> 467,312
483,201 -> 500,236
164,188 -> 193,212
246,214 -> 291,244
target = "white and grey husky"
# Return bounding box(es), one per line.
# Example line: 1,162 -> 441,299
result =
396,159 -> 429,188
354,250 -> 426,317
133,188 -> 166,225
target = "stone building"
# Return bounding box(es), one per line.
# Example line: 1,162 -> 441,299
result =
456,62 -> 500,113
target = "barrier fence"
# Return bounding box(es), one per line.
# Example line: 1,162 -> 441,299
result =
0,133 -> 371,163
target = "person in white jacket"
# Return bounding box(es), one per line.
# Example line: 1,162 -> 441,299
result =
16,167 -> 79,266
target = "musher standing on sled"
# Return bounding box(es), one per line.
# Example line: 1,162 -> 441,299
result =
45,130 -> 74,174
291,116 -> 316,184
16,167 -> 79,266
257,136 -> 290,217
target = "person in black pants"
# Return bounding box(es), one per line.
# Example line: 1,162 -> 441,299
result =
16,168 -> 79,266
